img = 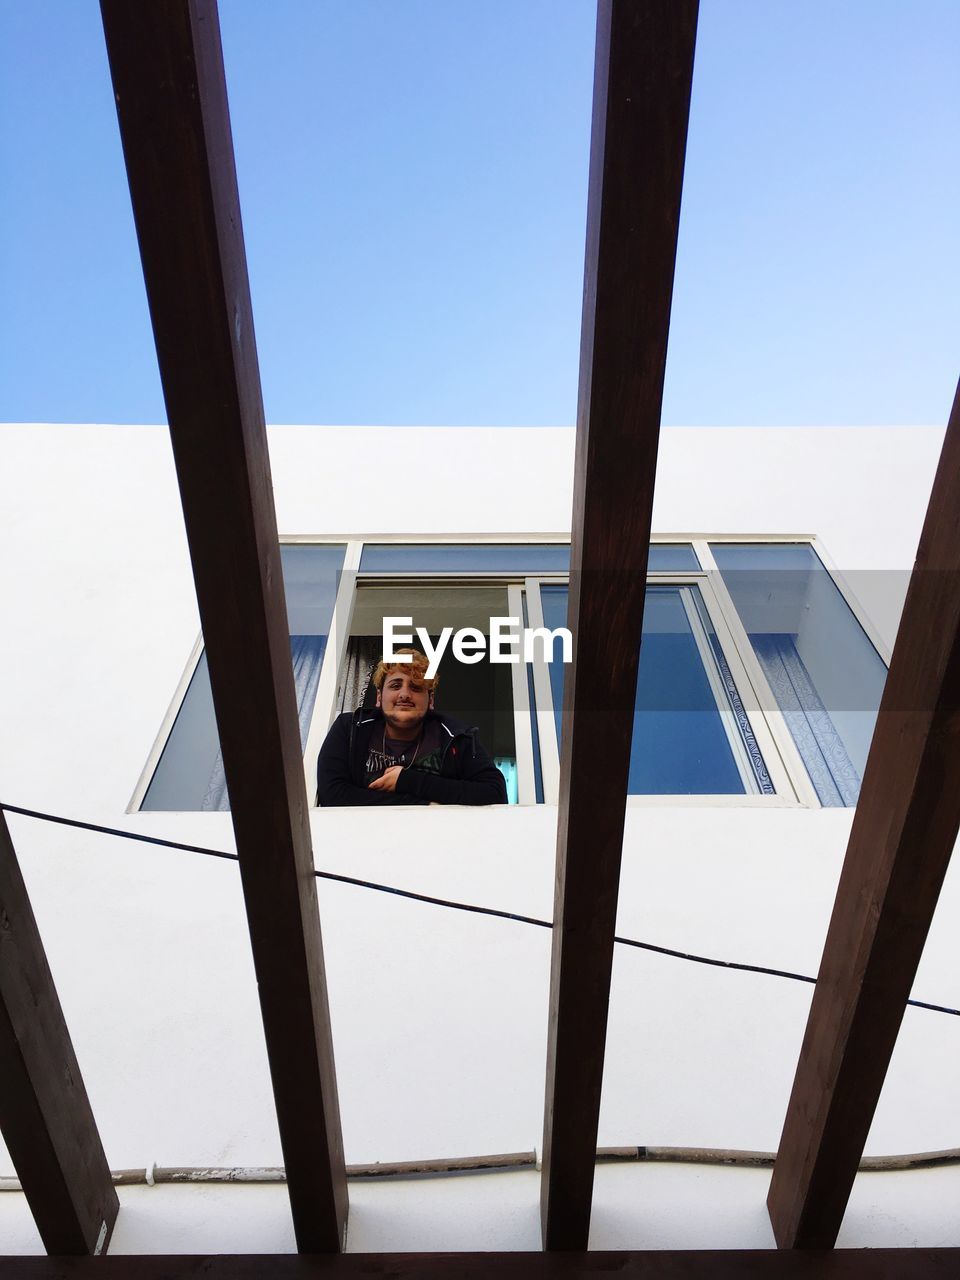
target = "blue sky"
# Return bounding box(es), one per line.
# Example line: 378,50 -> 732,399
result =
1,1 -> 957,426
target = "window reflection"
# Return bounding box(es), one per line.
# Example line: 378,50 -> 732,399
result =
540,583 -> 770,795
711,543 -> 887,806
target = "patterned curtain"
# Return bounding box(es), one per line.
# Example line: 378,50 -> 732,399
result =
752,635 -> 860,807
338,636 -> 382,715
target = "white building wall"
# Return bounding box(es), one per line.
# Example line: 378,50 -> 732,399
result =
0,423 -> 957,1254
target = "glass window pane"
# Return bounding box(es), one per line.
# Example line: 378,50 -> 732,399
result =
359,542 -> 698,573
142,544 -> 346,810
140,650 -> 220,812
281,543 -> 347,633
648,544 -> 699,571
359,543 -> 571,572
711,542 -> 888,806
540,584 -> 760,795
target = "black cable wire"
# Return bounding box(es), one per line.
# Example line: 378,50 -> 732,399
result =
3,800 -> 958,1018
0,803 -> 240,863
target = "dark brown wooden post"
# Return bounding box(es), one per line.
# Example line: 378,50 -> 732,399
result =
767,377 -> 960,1249
539,0 -> 699,1251
0,810 -> 119,1254
99,0 -> 346,1250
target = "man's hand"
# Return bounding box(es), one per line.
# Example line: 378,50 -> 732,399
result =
368,765 -> 403,793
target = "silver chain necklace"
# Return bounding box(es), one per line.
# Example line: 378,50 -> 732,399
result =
381,721 -> 424,770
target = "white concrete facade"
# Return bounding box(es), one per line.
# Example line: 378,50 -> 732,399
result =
1,422 -> 957,1254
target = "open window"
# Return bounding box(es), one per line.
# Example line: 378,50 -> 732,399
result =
335,583 -> 523,803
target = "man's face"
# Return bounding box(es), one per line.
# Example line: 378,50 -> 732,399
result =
377,668 -> 432,733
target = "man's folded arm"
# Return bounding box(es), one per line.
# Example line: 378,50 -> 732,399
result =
320,776 -> 418,807
395,747 -> 507,806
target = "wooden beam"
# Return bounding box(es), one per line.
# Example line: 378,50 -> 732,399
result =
0,811 -> 119,1254
540,0 -> 698,1251
98,0 -> 346,1251
1,1251 -> 959,1278
767,377 -> 960,1249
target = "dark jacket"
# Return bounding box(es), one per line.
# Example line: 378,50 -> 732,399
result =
316,708 -> 508,807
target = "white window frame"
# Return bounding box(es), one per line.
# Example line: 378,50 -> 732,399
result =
692,539 -> 822,808
132,532 -> 886,813
328,569 -> 546,804
507,582 -> 538,805
678,585 -> 764,795
300,539 -> 363,801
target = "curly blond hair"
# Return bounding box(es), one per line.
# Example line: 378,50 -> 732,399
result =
371,647 -> 440,693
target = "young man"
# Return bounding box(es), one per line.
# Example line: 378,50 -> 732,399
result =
316,647 -> 507,807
